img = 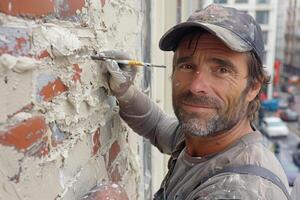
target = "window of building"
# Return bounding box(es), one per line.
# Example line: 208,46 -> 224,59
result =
235,0 -> 248,3
176,0 -> 182,23
256,11 -> 269,24
257,0 -> 270,4
213,0 -> 228,4
262,31 -> 268,45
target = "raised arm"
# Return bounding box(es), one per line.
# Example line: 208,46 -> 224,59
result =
100,51 -> 179,154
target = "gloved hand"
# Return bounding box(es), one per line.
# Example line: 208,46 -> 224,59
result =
100,50 -> 137,102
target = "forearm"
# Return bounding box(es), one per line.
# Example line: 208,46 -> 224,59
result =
118,86 -> 179,154
98,52 -> 180,152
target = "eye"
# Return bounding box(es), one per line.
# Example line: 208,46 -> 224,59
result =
177,64 -> 194,71
218,67 -> 229,73
216,66 -> 231,74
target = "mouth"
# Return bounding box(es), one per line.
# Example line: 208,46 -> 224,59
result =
181,101 -> 215,111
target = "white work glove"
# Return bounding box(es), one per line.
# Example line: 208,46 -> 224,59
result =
100,50 -> 137,102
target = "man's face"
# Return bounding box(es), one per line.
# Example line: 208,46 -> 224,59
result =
172,32 -> 258,137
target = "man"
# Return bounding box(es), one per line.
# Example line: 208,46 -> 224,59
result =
101,4 -> 290,200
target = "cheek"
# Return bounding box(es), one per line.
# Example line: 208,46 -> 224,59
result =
215,76 -> 240,89
172,74 -> 190,93
215,82 -> 247,113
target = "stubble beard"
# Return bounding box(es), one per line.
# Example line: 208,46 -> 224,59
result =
174,91 -> 248,137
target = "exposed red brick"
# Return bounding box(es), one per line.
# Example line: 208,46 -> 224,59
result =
0,116 -> 47,150
0,27 -> 31,56
86,182 -> 129,200
72,64 -> 82,82
100,0 -> 106,7
37,50 -> 50,59
15,38 -> 26,49
0,0 -> 55,17
106,141 -> 122,182
39,78 -> 68,102
92,128 -> 101,156
110,167 -> 121,182
0,46 -> 9,55
108,141 -> 120,167
57,0 -> 85,17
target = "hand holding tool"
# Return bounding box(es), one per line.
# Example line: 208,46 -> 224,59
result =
94,51 -> 137,100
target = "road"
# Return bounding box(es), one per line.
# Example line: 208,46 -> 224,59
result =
261,87 -> 300,186
287,121 -> 300,137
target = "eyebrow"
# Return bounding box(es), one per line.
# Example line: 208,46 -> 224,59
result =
175,56 -> 237,69
175,56 -> 193,66
208,58 -> 237,71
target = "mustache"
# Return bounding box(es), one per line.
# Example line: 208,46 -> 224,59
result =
178,91 -> 221,109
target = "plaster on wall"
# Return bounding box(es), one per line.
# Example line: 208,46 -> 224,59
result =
0,0 -> 143,199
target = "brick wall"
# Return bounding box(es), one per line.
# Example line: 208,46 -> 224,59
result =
0,0 -> 142,199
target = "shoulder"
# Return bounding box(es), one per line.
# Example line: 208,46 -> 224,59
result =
213,132 -> 288,186
187,173 -> 288,200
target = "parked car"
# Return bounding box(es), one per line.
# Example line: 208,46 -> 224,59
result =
279,109 -> 299,122
261,117 -> 289,138
278,98 -> 289,110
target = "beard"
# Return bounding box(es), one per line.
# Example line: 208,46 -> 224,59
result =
173,90 -> 248,137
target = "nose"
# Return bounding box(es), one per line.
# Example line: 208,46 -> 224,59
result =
189,71 -> 209,95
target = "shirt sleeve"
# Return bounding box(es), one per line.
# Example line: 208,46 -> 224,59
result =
119,87 -> 179,154
187,173 -> 288,200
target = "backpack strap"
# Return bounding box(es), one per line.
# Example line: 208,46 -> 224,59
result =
195,164 -> 291,200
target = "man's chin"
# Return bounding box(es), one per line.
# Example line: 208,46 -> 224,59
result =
180,119 -> 215,137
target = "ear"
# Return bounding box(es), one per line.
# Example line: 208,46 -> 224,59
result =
246,81 -> 261,102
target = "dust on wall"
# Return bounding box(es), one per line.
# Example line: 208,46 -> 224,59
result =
0,0 -> 143,199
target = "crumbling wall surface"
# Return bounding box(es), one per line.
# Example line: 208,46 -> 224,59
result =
0,0 -> 142,199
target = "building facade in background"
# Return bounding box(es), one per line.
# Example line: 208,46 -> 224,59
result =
284,0 -> 300,77
275,0 -> 288,62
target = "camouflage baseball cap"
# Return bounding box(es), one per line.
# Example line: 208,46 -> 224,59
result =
159,4 -> 265,63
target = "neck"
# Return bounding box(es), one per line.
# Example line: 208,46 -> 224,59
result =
184,119 -> 253,157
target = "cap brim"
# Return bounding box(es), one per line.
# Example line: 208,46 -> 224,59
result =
159,22 -> 252,52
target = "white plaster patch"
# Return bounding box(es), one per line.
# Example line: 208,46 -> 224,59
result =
8,112 -> 33,124
0,146 -> 23,180
0,54 -> 41,76
33,25 -> 82,57
0,146 -> 61,200
0,70 -> 34,125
